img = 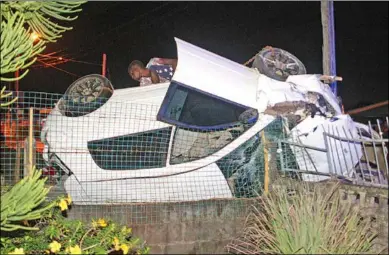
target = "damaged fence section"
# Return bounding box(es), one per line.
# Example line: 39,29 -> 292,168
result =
278,117 -> 389,187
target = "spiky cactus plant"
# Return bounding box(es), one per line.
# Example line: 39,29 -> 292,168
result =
1,166 -> 56,231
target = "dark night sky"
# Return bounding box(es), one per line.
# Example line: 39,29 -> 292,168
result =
17,1 -> 388,110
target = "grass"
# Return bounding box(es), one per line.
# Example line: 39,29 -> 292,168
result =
227,181 -> 385,254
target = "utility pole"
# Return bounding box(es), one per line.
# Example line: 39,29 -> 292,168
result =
102,53 -> 107,77
321,0 -> 337,96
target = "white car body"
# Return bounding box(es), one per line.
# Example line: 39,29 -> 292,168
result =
43,38 -> 367,204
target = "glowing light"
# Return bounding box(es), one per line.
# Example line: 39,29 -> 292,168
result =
30,32 -> 40,41
58,57 -> 63,60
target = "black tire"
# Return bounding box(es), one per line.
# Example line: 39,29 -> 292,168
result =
252,47 -> 306,81
59,74 -> 113,117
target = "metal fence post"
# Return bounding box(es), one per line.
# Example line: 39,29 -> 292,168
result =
28,107 -> 34,176
262,131 -> 269,194
322,132 -> 334,175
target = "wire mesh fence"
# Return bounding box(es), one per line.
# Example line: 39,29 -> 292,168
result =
1,91 -> 63,188
1,89 -> 388,225
1,90 -> 286,217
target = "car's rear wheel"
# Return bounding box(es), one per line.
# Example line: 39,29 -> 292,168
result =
59,74 -> 113,117
253,47 -> 306,81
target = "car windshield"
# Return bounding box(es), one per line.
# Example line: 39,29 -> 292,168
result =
157,81 -> 258,130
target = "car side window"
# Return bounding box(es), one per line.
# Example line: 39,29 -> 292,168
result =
88,127 -> 172,170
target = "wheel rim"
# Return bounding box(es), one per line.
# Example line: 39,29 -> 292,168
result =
67,76 -> 104,104
259,48 -> 306,80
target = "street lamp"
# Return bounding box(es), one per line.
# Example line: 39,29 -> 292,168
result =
30,32 -> 40,42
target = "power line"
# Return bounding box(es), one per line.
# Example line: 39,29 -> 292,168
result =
32,60 -> 69,69
72,3 -> 191,61
65,59 -> 101,66
32,52 -> 71,68
32,56 -> 101,68
29,3 -> 190,73
38,51 -> 65,58
37,59 -> 81,78
347,101 -> 389,115
59,2 -> 173,59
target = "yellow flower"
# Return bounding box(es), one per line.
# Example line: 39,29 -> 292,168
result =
112,237 -> 120,251
93,218 -> 107,228
48,240 -> 62,253
65,245 -> 82,254
58,199 -> 68,211
121,226 -> 132,235
120,244 -> 130,255
65,194 -> 72,205
9,248 -> 24,254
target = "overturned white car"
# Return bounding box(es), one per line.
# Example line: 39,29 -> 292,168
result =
41,38 -> 386,204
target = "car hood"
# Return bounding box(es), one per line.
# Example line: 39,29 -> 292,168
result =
171,38 -> 260,108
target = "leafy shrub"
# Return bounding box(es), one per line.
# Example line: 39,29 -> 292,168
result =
1,167 -> 149,254
227,182 -> 383,254
1,204 -> 150,255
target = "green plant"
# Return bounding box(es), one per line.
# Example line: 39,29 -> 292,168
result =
1,86 -> 18,107
227,182 -> 382,254
0,12 -> 46,82
1,1 -> 86,82
1,1 -> 86,42
1,166 -> 56,231
1,208 -> 150,255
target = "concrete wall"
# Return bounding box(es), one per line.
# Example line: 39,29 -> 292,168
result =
336,184 -> 388,253
68,198 -> 255,254
68,183 -> 388,254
